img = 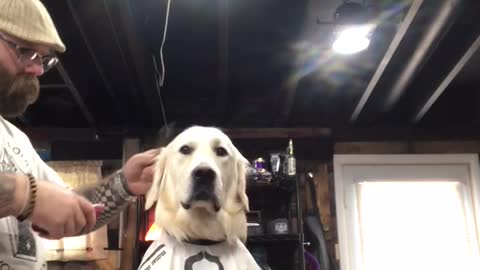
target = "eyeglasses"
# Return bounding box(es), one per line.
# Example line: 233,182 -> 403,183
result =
0,34 -> 59,73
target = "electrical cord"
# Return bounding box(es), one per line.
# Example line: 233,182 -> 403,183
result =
152,0 -> 173,132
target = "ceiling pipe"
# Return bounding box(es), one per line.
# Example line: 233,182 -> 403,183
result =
40,84 -> 68,89
350,0 -> 424,123
65,0 -> 121,112
56,62 -> 96,127
381,0 -> 463,112
413,35 -> 480,123
216,0 -> 230,125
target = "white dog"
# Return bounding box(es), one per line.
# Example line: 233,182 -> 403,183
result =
138,126 -> 261,270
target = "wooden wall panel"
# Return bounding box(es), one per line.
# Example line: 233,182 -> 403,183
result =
120,139 -> 141,270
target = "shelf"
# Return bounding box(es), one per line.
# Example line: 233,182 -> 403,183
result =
247,234 -> 300,244
246,176 -> 297,192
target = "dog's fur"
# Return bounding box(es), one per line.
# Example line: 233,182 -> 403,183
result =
145,126 -> 250,245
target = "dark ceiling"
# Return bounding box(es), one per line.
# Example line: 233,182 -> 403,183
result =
11,0 -> 480,133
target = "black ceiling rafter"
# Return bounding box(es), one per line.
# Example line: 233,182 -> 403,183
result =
108,0 -> 163,127
380,0 -> 462,113
350,0 -> 463,123
65,0 -> 122,115
274,73 -> 299,128
413,35 -> 480,123
17,116 -> 31,127
103,0 -> 145,121
216,0 -> 230,126
21,126 -> 480,143
273,0 -> 315,128
40,84 -> 68,90
55,62 -> 96,127
474,79 -> 480,126
349,0 -> 423,123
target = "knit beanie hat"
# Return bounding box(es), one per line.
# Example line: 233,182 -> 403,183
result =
0,0 -> 66,53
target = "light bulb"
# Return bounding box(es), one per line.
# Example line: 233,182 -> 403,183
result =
332,25 -> 371,54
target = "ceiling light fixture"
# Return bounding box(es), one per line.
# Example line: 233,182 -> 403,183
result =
332,1 -> 373,55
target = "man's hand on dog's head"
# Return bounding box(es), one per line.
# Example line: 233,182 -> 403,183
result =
122,149 -> 161,196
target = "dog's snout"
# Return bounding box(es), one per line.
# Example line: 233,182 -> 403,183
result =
192,167 -> 216,184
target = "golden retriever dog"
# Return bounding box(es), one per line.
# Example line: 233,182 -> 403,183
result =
139,126 -> 260,270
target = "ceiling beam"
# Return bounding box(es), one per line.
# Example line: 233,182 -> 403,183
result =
275,75 -> 299,127
23,128 -> 97,148
40,84 -> 68,89
22,127 -> 331,143
65,0 -> 121,112
333,126 -> 480,141
110,0 -> 163,125
270,0 -> 322,127
22,126 -> 480,144
413,35 -> 480,123
17,116 -> 31,127
381,0 -> 462,112
55,62 -> 96,127
144,127 -> 332,140
349,0 -> 424,123
216,0 -> 230,125
223,128 -> 331,139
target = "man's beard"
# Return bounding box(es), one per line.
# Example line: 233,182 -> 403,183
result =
0,65 -> 40,118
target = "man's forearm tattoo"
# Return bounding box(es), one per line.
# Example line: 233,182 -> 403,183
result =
81,171 -> 135,232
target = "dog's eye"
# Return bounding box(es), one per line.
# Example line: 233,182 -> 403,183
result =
179,145 -> 193,155
215,147 -> 228,157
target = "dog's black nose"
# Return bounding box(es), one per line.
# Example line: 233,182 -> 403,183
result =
192,167 -> 216,185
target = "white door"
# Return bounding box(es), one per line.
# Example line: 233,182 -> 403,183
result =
334,154 -> 480,270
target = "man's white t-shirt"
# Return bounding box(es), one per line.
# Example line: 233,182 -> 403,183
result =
138,231 -> 261,270
0,116 -> 66,270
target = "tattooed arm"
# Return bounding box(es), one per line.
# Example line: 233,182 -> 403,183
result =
73,149 -> 158,233
74,170 -> 135,232
0,173 -> 28,218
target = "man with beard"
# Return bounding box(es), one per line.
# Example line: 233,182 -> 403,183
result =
0,1 -> 159,269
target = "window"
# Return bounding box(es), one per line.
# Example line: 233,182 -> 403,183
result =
334,154 -> 480,270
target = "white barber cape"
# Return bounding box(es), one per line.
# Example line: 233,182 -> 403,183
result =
138,231 -> 261,270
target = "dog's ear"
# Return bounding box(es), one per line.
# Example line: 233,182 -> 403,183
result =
235,151 -> 250,212
145,147 -> 167,210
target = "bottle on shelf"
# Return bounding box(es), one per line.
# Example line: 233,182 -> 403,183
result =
286,139 -> 296,176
